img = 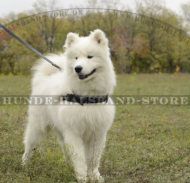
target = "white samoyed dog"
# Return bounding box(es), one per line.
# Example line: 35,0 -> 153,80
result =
22,29 -> 116,183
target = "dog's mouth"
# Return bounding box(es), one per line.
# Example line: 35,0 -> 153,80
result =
78,69 -> 96,80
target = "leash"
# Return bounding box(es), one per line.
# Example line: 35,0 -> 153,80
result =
0,23 -> 62,71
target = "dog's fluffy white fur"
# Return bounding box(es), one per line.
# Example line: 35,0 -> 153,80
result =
22,29 -> 116,183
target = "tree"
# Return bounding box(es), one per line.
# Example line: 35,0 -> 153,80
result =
32,0 -> 63,52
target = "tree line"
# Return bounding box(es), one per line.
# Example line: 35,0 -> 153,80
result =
0,0 -> 190,75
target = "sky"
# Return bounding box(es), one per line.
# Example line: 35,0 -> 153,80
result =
0,0 -> 190,18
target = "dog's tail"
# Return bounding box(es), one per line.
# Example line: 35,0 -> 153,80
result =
32,54 -> 65,77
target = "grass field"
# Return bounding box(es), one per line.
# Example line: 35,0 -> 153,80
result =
1,74 -> 190,183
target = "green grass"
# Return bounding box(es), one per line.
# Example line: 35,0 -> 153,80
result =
1,74 -> 190,183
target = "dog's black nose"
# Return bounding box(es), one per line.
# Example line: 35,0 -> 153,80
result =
75,66 -> 83,73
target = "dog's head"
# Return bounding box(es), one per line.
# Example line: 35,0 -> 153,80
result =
64,29 -> 110,81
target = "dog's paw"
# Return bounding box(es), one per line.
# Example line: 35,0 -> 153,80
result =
97,176 -> 105,183
89,171 -> 104,183
76,175 -> 87,183
91,176 -> 104,183
21,159 -> 28,166
22,153 -> 31,166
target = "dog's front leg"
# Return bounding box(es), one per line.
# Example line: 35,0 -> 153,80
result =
85,132 -> 106,183
64,131 -> 87,183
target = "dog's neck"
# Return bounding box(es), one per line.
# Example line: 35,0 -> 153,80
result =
66,75 -> 111,96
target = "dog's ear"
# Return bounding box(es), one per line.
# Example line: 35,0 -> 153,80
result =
64,32 -> 79,48
90,29 -> 108,46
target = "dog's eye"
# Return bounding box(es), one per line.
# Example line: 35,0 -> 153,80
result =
87,56 -> 93,59
75,57 -> 78,60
